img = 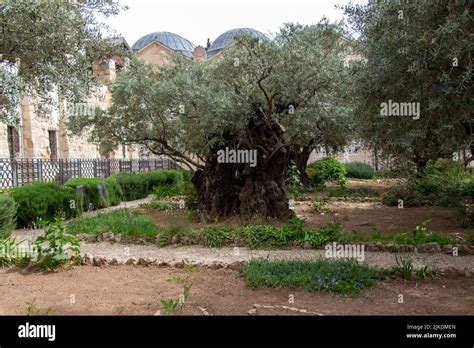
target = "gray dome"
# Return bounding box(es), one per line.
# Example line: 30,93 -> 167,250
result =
207,28 -> 267,57
132,31 -> 196,58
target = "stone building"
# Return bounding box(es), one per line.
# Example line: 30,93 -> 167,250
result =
0,27 -> 373,166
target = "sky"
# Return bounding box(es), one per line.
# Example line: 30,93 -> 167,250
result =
103,0 -> 368,49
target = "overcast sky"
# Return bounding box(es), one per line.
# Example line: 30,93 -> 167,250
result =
103,0 -> 368,48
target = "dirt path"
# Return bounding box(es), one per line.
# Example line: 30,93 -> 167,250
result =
0,266 -> 472,315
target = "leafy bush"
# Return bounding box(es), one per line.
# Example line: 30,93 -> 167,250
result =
286,161 -> 307,198
179,178 -> 199,210
12,182 -> 77,228
112,173 -> 148,201
382,159 -> 472,207
67,209 -> 160,238
64,177 -> 122,212
0,195 -> 16,237
203,226 -> 232,248
344,162 -> 375,179
307,157 -> 347,187
113,170 -> 186,201
303,222 -> 347,248
241,258 -> 381,295
140,170 -> 185,192
34,218 -> 81,270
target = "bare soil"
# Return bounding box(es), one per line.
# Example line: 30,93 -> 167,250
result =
0,266 -> 473,315
299,180 -> 473,238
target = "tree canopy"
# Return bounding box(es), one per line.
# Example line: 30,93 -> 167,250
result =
0,0 -> 127,123
343,0 -> 473,168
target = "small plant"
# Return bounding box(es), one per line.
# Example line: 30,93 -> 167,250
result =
286,161 -> 307,198
310,197 -> 331,214
0,236 -> 31,268
394,255 -> 414,280
160,265 -> 194,315
34,218 -> 81,270
415,265 -> 438,281
26,299 -> 53,316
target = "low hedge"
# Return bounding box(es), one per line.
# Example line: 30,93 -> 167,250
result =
64,177 -> 122,211
112,173 -> 149,201
11,182 -> 77,228
112,170 -> 187,201
0,194 -> 16,237
344,162 -> 375,179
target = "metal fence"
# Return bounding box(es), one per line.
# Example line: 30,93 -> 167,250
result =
0,157 -> 181,188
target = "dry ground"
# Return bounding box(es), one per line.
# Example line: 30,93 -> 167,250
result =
0,266 -> 473,316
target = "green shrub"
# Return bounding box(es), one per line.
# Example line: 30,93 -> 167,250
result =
67,209 -> 160,238
12,182 -> 77,228
0,195 -> 16,237
180,179 -> 199,209
382,159 -> 472,207
344,162 -> 375,179
140,170 -> 185,192
64,177 -> 122,212
303,222 -> 347,248
241,258 -> 381,295
34,218 -> 80,270
367,221 -> 452,246
154,184 -> 181,198
307,157 -> 347,187
112,172 -> 148,201
203,226 -> 232,248
112,170 -> 187,201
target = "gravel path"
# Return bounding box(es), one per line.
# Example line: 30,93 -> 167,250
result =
80,242 -> 474,272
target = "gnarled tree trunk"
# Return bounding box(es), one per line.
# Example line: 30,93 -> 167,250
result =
192,116 -> 293,220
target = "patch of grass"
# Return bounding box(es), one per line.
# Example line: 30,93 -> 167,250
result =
366,221 -> 452,246
154,184 -> 182,198
241,258 -> 382,295
67,209 -> 160,238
